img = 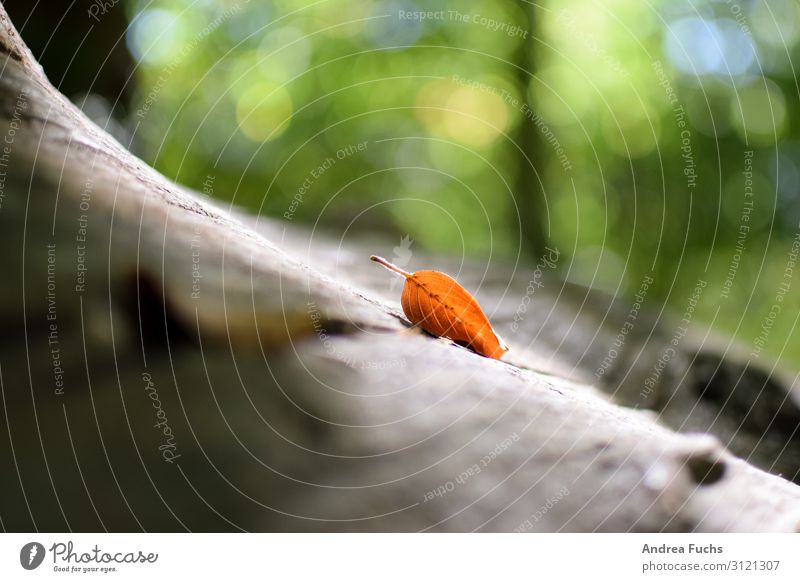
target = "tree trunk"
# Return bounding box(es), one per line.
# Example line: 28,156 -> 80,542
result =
1,6 -> 800,532
513,0 -> 549,258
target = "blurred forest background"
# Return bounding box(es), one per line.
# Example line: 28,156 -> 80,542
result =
7,0 -> 800,363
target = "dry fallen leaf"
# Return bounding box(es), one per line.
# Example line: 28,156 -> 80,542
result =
370,255 -> 508,360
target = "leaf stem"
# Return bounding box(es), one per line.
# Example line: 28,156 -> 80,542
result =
370,255 -> 411,278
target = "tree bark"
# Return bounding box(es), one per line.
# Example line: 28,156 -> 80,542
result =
1,5 -> 800,532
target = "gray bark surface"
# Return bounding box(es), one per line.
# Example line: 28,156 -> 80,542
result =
1,6 -> 799,532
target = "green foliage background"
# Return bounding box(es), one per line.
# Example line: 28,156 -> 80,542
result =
125,0 -> 800,365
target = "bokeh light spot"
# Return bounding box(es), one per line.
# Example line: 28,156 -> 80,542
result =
236,83 -> 294,141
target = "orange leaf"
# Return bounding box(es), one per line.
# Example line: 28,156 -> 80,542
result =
370,255 -> 508,360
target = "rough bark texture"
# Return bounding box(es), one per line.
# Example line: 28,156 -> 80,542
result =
1,6 -> 800,532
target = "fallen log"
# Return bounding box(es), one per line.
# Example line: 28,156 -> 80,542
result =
1,5 -> 799,532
